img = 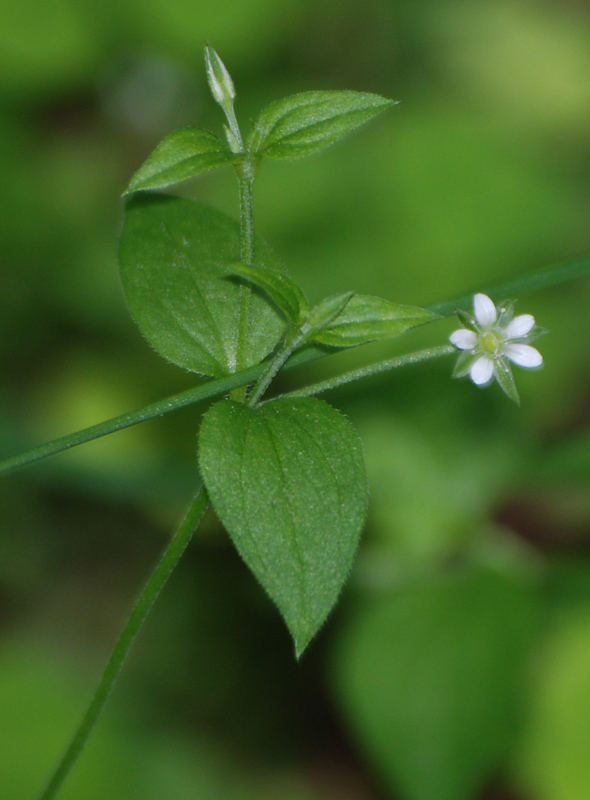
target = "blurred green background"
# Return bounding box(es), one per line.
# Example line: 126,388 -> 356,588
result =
1,0 -> 590,798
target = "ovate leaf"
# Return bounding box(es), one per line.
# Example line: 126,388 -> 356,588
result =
334,569 -> 539,800
312,295 -> 439,348
227,261 -> 308,325
119,194 -> 286,377
249,91 -> 396,161
199,397 -> 368,656
124,128 -> 235,194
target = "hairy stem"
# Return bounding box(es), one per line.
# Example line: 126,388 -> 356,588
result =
283,345 -> 455,399
37,486 -> 209,800
231,159 -> 257,401
247,333 -> 305,407
0,348 -> 327,477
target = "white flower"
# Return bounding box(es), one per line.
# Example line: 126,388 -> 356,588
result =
449,293 -> 543,404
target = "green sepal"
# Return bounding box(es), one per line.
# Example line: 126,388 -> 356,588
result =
311,295 -> 440,348
248,91 -> 396,161
452,350 -> 473,379
199,397 -> 368,657
124,128 -> 235,194
455,308 -> 475,328
494,359 -> 520,405
226,261 -> 309,326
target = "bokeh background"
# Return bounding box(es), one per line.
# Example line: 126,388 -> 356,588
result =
1,0 -> 590,798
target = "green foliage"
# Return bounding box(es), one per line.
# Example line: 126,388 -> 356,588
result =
119,194 -> 286,377
3,15 -> 590,799
199,397 -> 367,656
311,295 -> 440,348
248,91 -> 397,161
334,568 -> 539,800
227,261 -> 309,325
124,129 -> 235,194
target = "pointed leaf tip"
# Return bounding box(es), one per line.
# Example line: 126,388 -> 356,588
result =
199,397 -> 367,654
249,90 -> 397,161
312,295 -> 440,348
124,128 -> 234,194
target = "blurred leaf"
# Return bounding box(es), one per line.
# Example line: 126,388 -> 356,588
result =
227,261 -> 308,325
357,414 -> 519,565
199,397 -> 367,656
249,91 -> 396,161
312,295 -> 439,347
514,603 -> 590,800
333,568 -> 539,800
119,195 -> 285,377
125,128 -> 235,194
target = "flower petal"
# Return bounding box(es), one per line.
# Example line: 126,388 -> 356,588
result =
503,314 -> 535,339
473,294 -> 497,327
470,355 -> 494,385
503,344 -> 543,368
449,329 -> 477,350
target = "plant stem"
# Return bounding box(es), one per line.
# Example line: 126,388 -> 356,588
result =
237,160 -> 255,267
247,333 -> 305,407
232,159 -> 257,400
6,251 -> 590,477
37,486 -> 209,800
428,256 -> 590,317
283,344 -> 455,399
0,347 -> 327,477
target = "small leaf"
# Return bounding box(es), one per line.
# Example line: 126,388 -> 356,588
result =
124,128 -> 235,194
311,295 -> 440,348
199,397 -> 367,656
303,291 -> 355,337
227,261 -> 308,326
119,195 -> 286,377
249,91 -> 396,161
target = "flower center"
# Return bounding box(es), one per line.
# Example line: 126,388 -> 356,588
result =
480,331 -> 501,355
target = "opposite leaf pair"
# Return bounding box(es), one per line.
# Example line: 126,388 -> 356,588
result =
125,60 -> 397,194
119,194 -> 437,654
119,50 -> 437,654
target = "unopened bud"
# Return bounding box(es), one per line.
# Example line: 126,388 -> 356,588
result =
205,46 -> 235,108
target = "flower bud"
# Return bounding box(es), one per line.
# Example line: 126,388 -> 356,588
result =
205,46 -> 235,108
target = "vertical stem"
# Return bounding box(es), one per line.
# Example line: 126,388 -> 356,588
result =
237,160 -> 255,266
232,159 -> 256,401
37,486 -> 209,800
